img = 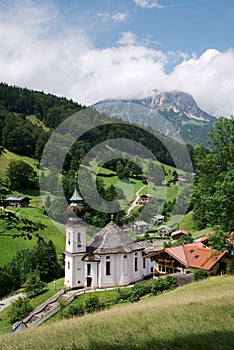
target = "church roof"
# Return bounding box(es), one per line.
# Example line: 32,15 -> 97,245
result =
70,185 -> 83,202
87,221 -> 144,254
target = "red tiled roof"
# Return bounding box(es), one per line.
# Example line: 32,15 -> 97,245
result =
146,242 -> 226,271
171,229 -> 188,237
200,231 -> 216,242
164,243 -> 226,270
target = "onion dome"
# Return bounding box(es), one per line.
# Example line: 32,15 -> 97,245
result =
66,184 -> 86,220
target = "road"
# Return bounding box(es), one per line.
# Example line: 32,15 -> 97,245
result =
0,293 -> 24,312
124,185 -> 147,218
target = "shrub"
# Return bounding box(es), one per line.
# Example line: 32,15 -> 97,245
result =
115,288 -> 132,302
193,269 -> 210,281
62,303 -> 84,319
84,293 -> 105,314
132,280 -> 153,297
164,275 -> 178,290
151,279 -> 166,295
8,297 -> 33,323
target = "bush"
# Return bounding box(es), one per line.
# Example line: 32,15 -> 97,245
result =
62,303 -> 84,319
151,279 -> 166,295
84,293 -> 105,314
8,297 -> 33,323
164,275 -> 178,290
193,269 -> 210,281
115,288 -> 132,302
132,280 -> 153,297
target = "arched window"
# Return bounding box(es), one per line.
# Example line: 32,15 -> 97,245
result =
106,256 -> 111,275
123,255 -> 128,274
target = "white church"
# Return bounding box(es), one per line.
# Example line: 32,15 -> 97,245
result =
64,186 -> 156,289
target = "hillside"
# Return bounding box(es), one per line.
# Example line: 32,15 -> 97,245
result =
0,275 -> 233,349
94,90 -> 219,146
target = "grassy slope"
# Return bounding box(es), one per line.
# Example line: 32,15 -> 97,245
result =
0,275 -> 233,349
0,149 -> 39,178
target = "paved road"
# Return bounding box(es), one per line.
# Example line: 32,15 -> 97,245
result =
0,293 -> 24,312
124,185 -> 147,218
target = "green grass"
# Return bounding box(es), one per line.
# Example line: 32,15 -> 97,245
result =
0,278 -> 65,335
0,149 -> 39,178
179,211 -> 214,239
26,115 -> 50,132
0,275 -> 233,349
0,203 -> 66,267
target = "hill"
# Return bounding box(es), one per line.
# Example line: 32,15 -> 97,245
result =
0,275 -> 233,349
94,90 -> 220,146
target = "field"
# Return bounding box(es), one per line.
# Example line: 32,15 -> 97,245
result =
0,275 -> 233,349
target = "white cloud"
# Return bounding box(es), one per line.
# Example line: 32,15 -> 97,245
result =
0,1 -> 234,117
133,0 -> 164,9
97,12 -> 129,23
117,32 -> 137,46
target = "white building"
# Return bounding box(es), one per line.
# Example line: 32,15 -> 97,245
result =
64,186 -> 156,289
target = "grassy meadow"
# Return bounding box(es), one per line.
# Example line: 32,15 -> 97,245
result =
0,275 -> 233,349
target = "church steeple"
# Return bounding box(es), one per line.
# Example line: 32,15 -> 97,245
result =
70,184 -> 83,205
66,183 -> 86,221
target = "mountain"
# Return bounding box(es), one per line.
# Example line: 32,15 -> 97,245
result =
94,90 -> 219,145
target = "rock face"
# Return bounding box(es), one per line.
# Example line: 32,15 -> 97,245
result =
94,90 -> 220,145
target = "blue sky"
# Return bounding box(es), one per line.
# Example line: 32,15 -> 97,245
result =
0,0 -> 234,116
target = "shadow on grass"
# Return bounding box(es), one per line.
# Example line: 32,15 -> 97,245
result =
72,331 -> 234,350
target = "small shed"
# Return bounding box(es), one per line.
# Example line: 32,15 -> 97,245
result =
5,196 -> 30,208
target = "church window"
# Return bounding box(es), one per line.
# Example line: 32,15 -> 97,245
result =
87,264 -> 91,276
68,232 -> 70,245
77,232 -> 81,247
106,261 -> 111,275
143,257 -> 146,269
106,256 -> 110,259
68,261 -> 70,270
123,255 -> 128,274
135,257 -> 138,271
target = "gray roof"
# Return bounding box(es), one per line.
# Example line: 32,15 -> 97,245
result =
70,185 -> 83,202
5,196 -> 30,201
87,221 -> 144,254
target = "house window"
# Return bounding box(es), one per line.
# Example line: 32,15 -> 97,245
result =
194,255 -> 199,259
87,264 -> 91,276
106,261 -> 111,275
143,257 -> 146,269
135,257 -> 138,271
189,249 -> 194,253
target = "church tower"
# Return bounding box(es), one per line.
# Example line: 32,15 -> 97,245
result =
64,184 -> 86,289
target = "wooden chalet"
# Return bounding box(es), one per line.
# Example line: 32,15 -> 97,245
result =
5,196 -> 30,208
145,242 -> 228,276
137,194 -> 153,205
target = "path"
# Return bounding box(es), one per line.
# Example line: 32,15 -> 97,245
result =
0,293 -> 25,312
124,185 -> 147,218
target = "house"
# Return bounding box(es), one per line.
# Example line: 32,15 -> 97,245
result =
137,194 -> 153,205
155,225 -> 172,236
171,229 -> 189,240
145,242 -> 227,276
131,220 -> 149,232
151,215 -> 164,225
4,196 -> 30,208
64,186 -> 156,290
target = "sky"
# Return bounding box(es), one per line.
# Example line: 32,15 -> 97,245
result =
0,0 -> 234,116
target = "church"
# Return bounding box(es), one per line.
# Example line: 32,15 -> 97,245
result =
64,185 -> 156,289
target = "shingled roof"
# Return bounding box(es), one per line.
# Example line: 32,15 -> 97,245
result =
87,221 -> 144,254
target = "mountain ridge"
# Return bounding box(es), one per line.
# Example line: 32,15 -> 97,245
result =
94,90 -> 220,145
